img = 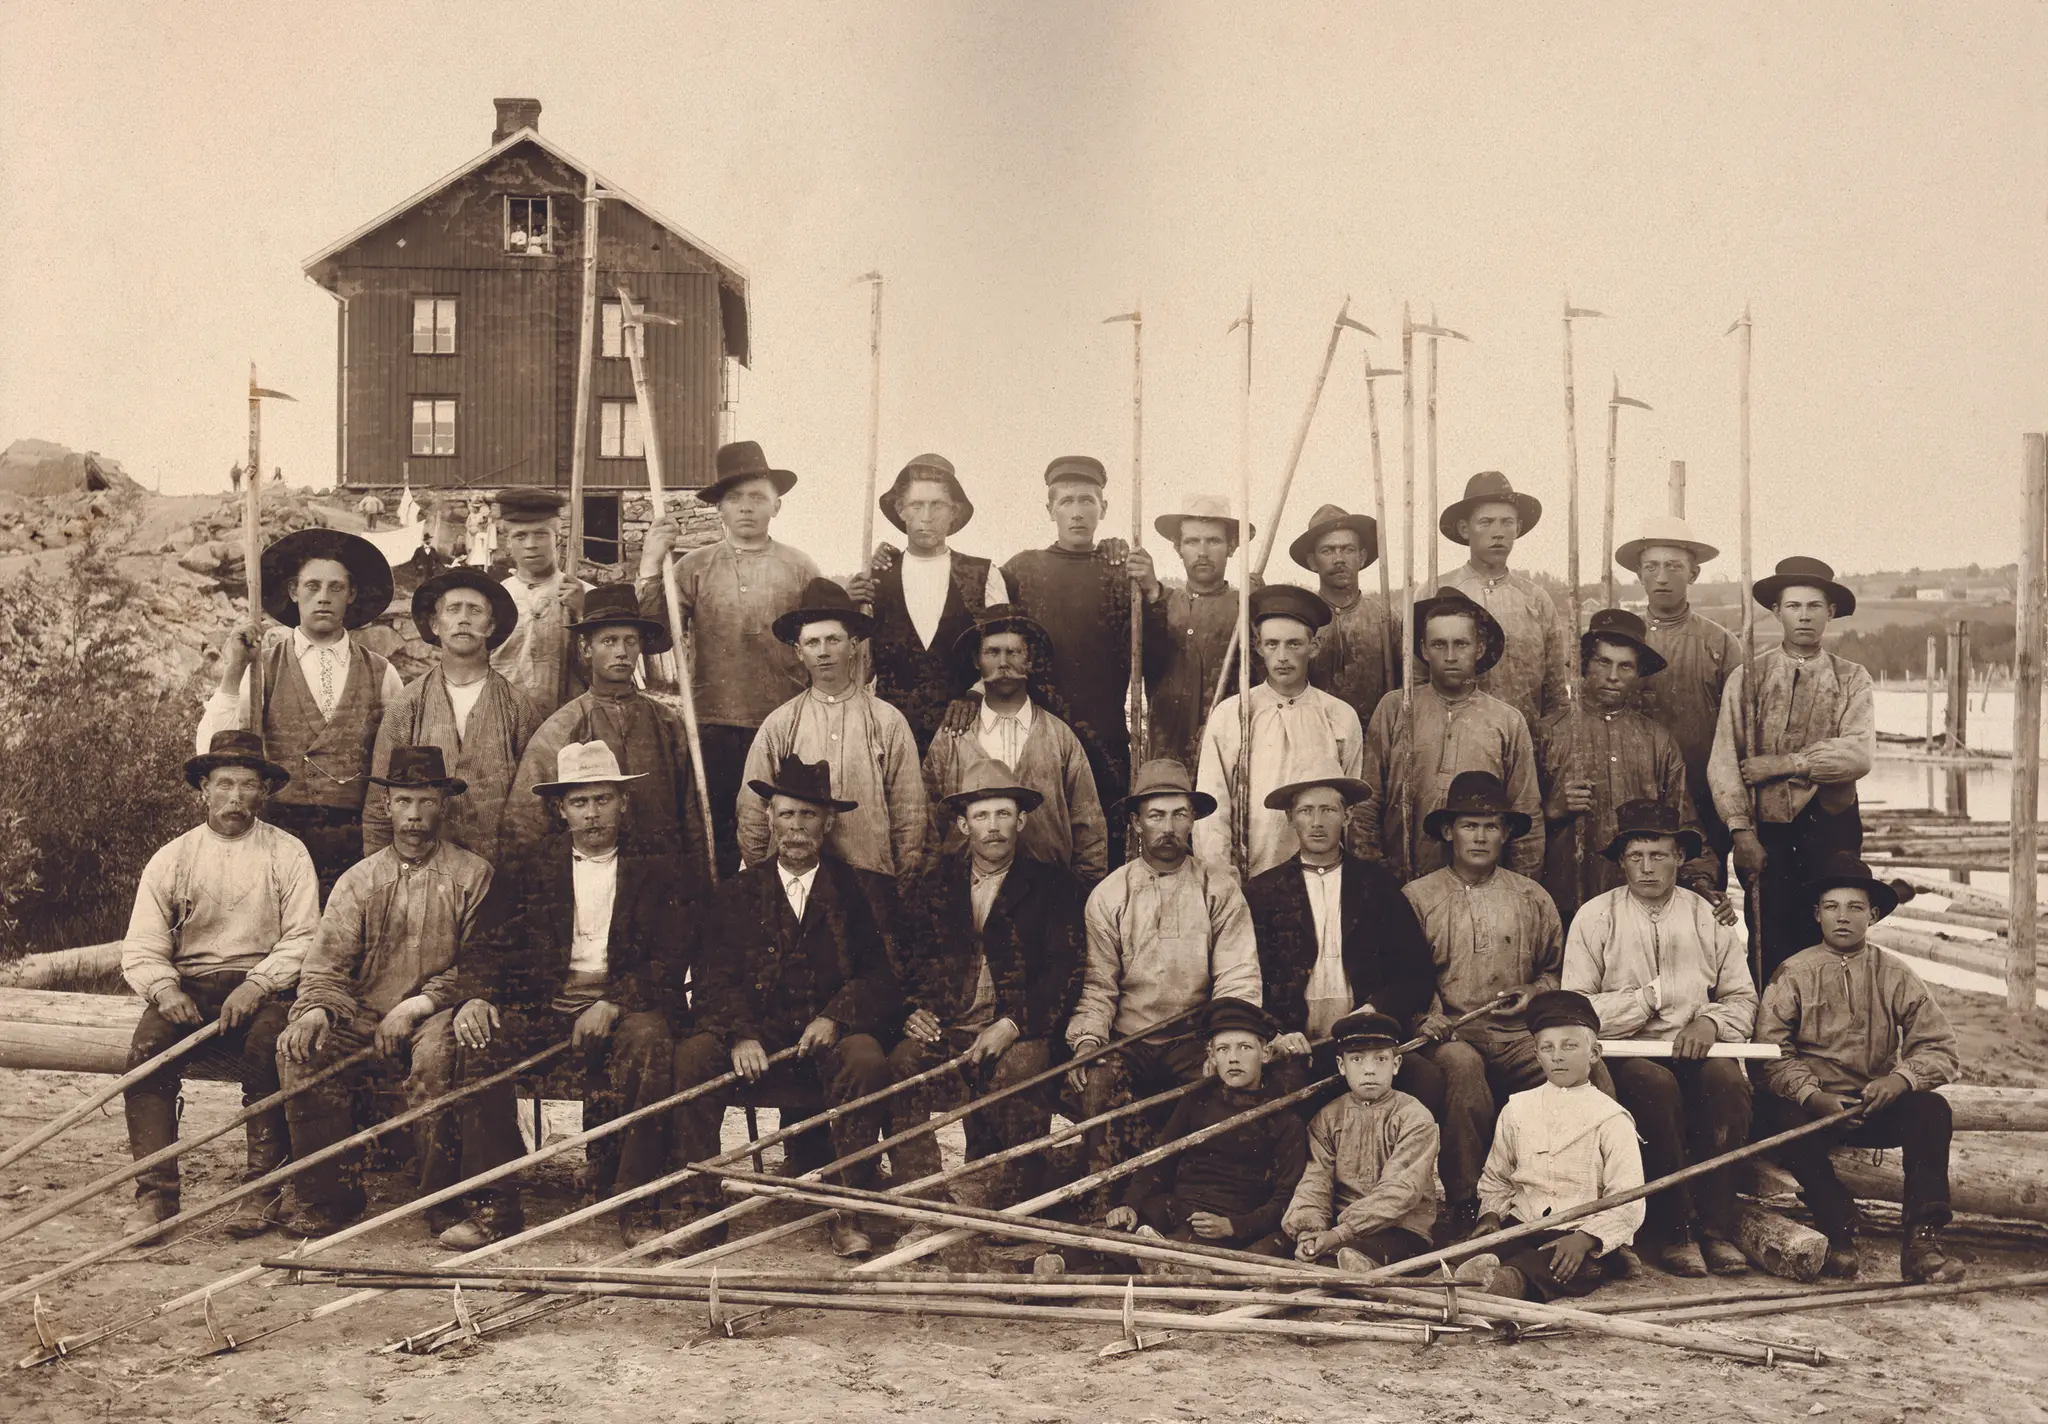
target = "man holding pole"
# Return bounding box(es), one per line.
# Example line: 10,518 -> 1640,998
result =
1434,471 -> 1571,730
638,441 -> 820,876
1139,496 -> 1255,775
1291,504 -> 1398,732
491,489 -> 588,721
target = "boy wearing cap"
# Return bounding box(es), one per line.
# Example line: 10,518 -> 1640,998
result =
1138,496 -> 1257,775
1194,584 -> 1364,879
1292,504 -> 1398,734
1107,999 -> 1308,1258
366,568 -> 542,861
1456,990 -> 1645,1301
491,488 -> 589,720
639,442 -> 822,874
1434,471 -> 1571,728
1753,857 -> 1965,1283
1280,1010 -> 1440,1268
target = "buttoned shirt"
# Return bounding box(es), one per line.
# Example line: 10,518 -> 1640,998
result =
900,548 -> 1006,649
1069,856 -> 1262,1047
1755,943 -> 1962,1103
1143,583 -> 1243,772
1479,1081 -> 1645,1252
1310,590 -> 1399,734
1708,648 -> 1876,831
1193,682 -> 1365,879
1635,606 -> 1736,827
779,861 -> 819,921
1357,684 -> 1546,881
1402,866 -> 1561,1044
197,628 -> 406,750
492,567 -> 590,716
441,673 -> 487,740
640,536 -> 821,729
120,821 -> 320,1005
977,695 -> 1035,768
739,687 -> 927,878
1534,699 -> 1711,914
569,847 -> 619,977
961,863 -> 1009,1030
1562,886 -> 1756,1042
1434,563 -> 1572,729
1300,860 -> 1350,1037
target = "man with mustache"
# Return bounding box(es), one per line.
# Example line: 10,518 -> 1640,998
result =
1433,472 -> 1571,729
1139,496 -> 1258,775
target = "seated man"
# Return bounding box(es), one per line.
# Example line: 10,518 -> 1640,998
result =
442,742 -> 690,1249
1107,999 -> 1307,1262
1754,856 -> 1965,1284
1065,759 -> 1262,1194
1564,799 -> 1757,1277
889,763 -> 1086,1212
119,731 -> 319,1238
664,757 -> 900,1257
273,747 -> 491,1235
1455,990 -> 1645,1302
1280,1010 -> 1441,1269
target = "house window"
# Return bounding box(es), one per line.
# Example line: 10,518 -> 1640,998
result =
600,299 -> 625,358
411,297 -> 456,355
504,196 -> 552,254
410,398 -> 457,456
582,493 -> 621,565
599,399 -> 644,459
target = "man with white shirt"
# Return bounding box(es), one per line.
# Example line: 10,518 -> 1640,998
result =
366,568 -> 542,861
490,488 -> 587,720
197,529 -> 403,899
845,454 -> 1007,753
443,742 -> 690,1248
922,605 -> 1108,884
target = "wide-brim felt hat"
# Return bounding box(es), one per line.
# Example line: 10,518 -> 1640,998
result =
184,729 -> 289,790
411,567 -> 519,650
1412,588 -> 1506,674
1331,1009 -> 1404,1050
1615,514 -> 1718,572
951,604 -> 1055,680
940,759 -> 1046,816
1421,770 -> 1532,842
1440,471 -> 1541,544
369,744 -> 467,795
1206,997 -> 1278,1042
1806,852 -> 1907,921
1155,494 -> 1251,546
260,528 -> 394,630
568,582 -> 672,655
1250,583 -> 1332,633
529,739 -> 650,797
1114,758 -> 1217,820
1288,504 -> 1379,572
1754,556 -> 1856,617
700,440 -> 798,505
749,754 -> 859,812
1581,607 -> 1668,678
880,454 -> 973,533
1599,798 -> 1704,863
773,577 -> 875,644
1262,775 -> 1373,811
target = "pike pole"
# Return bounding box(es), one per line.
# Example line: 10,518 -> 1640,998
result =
1230,291 -> 1254,876
245,367 -> 296,744
1604,376 -> 1653,608
1400,306 -> 1416,713
1364,361 -> 1401,697
1562,297 -> 1605,640
1103,307 -> 1146,768
1729,304 -> 1762,989
856,272 -> 883,685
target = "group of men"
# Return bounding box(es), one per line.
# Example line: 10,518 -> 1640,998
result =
114,442 -> 1963,1289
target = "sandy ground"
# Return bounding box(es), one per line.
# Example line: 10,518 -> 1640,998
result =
2,982 -> 2045,1424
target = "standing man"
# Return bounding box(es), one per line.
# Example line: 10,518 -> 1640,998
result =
492,488 -> 587,722
1434,471 -> 1571,729
1358,590 -> 1544,881
118,731 -> 319,1238
1195,585 -> 1364,879
1618,515 -> 1737,879
502,584 -> 711,876
739,579 -> 926,907
197,528 -> 403,898
889,763 -> 1087,1211
230,463 -> 243,493
1139,495 -> 1255,775
1291,504 -> 1398,732
357,492 -> 386,531
1534,608 -> 1716,923
366,569 -> 541,861
638,441 -> 820,875
1563,800 -> 1757,1277
923,606 -> 1108,884
1709,557 -> 1876,978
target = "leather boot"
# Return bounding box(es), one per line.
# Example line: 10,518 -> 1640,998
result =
221,1115 -> 292,1239
1822,1229 -> 1861,1279
123,1194 -> 178,1242
1900,1224 -> 1966,1284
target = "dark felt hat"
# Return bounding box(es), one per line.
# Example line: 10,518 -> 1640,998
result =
952,603 -> 1055,680
1206,997 -> 1278,1042
568,582 -> 672,655
748,755 -> 858,812
1440,471 -> 1542,544
939,759 -> 1045,816
880,454 -> 974,533
369,744 -> 467,795
184,729 -> 289,790
1114,758 -> 1217,820
1599,798 -> 1705,863
1581,607 -> 1668,678
1288,504 -> 1379,573
1421,770 -> 1532,842
260,528 -> 394,631
1806,852 -> 1907,921
411,567 -> 519,650
1525,989 -> 1601,1036
699,441 -> 798,505
1754,556 -> 1856,617
494,488 -> 568,522
1249,583 -> 1332,633
1331,1009 -> 1404,1051
1412,588 -> 1506,674
1262,775 -> 1372,811
773,577 -> 875,644
1043,455 -> 1107,489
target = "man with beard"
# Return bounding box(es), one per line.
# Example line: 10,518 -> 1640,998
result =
1291,504 -> 1398,732
1139,496 -> 1256,775
1433,471 -> 1571,729
490,489 -> 587,720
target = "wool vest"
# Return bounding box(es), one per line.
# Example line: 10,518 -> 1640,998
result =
869,551 -> 991,747
261,638 -> 390,812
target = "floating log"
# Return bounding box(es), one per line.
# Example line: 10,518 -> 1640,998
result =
1730,1202 -> 1828,1281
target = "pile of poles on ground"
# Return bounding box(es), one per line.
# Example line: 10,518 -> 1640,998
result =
3,1006 -> 2046,1374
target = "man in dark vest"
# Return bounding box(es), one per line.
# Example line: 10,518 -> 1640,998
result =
196,528 -> 402,898
845,454 -> 1004,752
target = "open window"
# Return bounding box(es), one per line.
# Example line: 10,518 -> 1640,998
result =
582,493 -> 621,565
599,399 -> 644,460
411,297 -> 456,354
504,196 -> 552,254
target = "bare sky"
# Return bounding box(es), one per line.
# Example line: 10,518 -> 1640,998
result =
3,1 -> 2043,586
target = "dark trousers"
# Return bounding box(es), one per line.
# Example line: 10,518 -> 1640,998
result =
1498,1225 -> 1630,1301
1607,1056 -> 1752,1242
1074,1034 -> 1211,1183
666,1029 -> 891,1210
886,1032 -> 1056,1204
454,1006 -> 673,1205
277,1007 -> 459,1214
1424,1032 -> 1616,1203
1126,1200 -> 1294,1258
1754,1089 -> 1953,1236
1287,1224 -> 1431,1268
124,971 -> 289,1207
264,802 -> 364,904
699,724 -> 755,880
1749,799 -> 1863,981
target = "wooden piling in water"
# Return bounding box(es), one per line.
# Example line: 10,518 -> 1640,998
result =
2010,432 -> 2045,1020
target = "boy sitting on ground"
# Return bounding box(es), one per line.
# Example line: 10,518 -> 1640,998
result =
1455,989 -> 1645,1300
1105,998 -> 1307,1259
1279,1010 -> 1441,1269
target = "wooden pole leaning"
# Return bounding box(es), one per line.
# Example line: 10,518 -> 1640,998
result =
1603,377 -> 1653,610
859,273 -> 883,576
0,1020 -> 225,1175
1250,299 -> 1371,575
1103,307 -> 1147,769
2010,432 -> 2046,1019
1561,297 -> 1606,641
1401,307 -> 1417,710
566,178 -> 601,574
1231,292 -> 1255,877
1729,305 -> 1763,990
1364,362 -> 1402,697
242,367 -> 295,751
1410,310 -> 1468,591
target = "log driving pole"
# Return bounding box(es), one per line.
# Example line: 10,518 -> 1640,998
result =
1925,633 -> 1939,753
1562,297 -> 1606,639
1252,298 -> 1371,576
1401,305 -> 1416,703
1230,291 -> 1254,877
1364,362 -> 1402,696
1103,307 -> 1146,767
1426,309 -> 1440,589
858,273 -> 883,575
1604,377 -> 1653,609
1728,305 -> 1762,990
244,367 -> 296,746
2011,432 -> 2046,1019
0,1021 -> 224,1174
1668,458 -> 1686,518
567,178 -> 602,578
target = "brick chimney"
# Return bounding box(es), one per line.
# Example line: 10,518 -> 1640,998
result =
492,98 -> 542,143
